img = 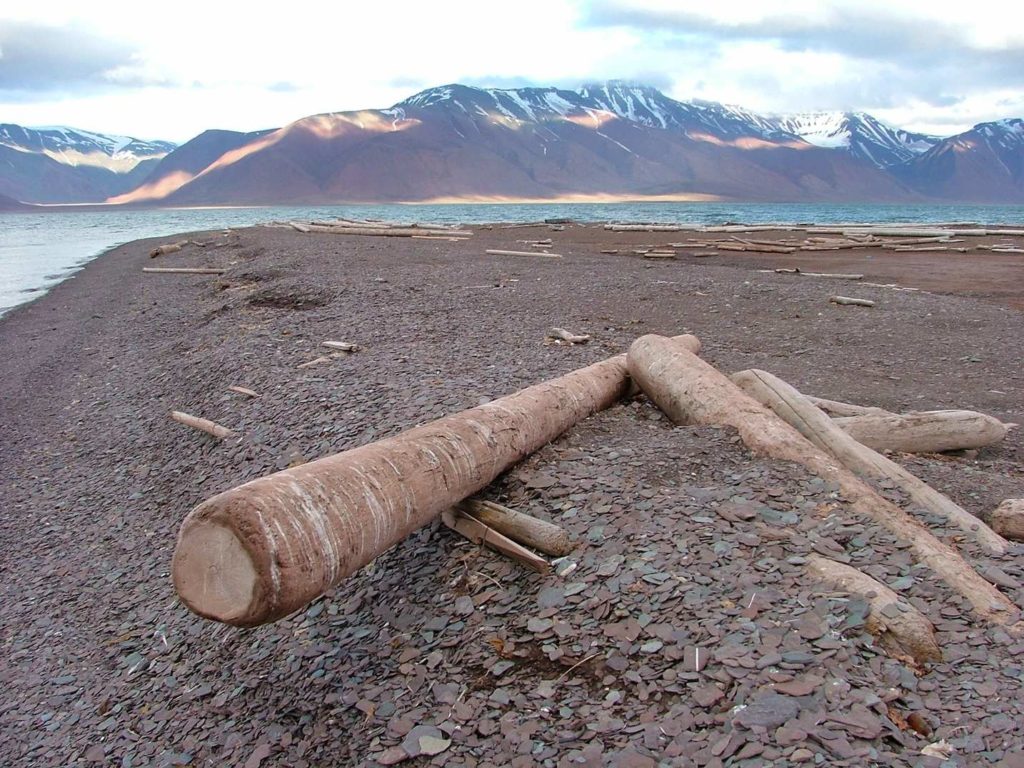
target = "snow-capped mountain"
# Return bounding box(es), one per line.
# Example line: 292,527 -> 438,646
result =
770,112 -> 939,168
0,125 -> 175,172
894,118 -> 1024,201
0,125 -> 177,204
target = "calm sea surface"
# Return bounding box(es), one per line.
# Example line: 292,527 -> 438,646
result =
2,202 -> 1023,315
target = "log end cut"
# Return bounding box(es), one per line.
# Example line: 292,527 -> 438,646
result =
173,521 -> 259,625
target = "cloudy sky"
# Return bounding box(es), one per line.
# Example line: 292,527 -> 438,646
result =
2,0 -> 1022,143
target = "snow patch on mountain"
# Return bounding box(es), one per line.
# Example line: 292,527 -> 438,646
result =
0,124 -> 176,172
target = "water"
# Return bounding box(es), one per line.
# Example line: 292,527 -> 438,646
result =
2,202 -> 1023,315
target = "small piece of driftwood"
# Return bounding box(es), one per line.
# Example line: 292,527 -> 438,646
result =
441,509 -> 550,573
547,327 -> 590,344
807,555 -> 941,665
830,296 -> 875,307
321,341 -> 361,353
457,499 -> 574,556
143,267 -> 226,275
227,386 -> 258,398
486,249 -> 563,259
170,410 -> 234,439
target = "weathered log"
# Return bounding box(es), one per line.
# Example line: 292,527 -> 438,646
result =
547,328 -> 590,344
806,555 -> 942,664
830,296 -> 875,307
486,249 -> 563,258
774,269 -> 864,280
289,221 -> 311,233
457,499 -> 574,557
308,224 -> 471,237
170,410 -> 234,439
227,386 -> 258,398
321,341 -> 361,353
441,509 -> 550,573
716,243 -> 797,254
173,335 -> 702,626
731,369 -> 1008,554
991,500 -> 1024,541
626,336 -> 1020,628
143,267 -> 225,275
834,410 -> 1008,454
805,396 -> 889,417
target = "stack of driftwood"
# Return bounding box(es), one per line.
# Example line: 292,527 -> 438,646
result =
169,334 -> 1020,668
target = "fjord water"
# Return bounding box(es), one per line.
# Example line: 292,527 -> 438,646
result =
2,202 -> 1023,315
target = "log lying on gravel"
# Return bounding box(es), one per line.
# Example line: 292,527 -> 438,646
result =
547,327 -> 590,344
172,335 -> 702,626
626,336 -> 1020,628
486,249 -> 563,259
830,295 -> 875,307
227,386 -> 258,398
457,499 -> 574,557
806,555 -> 942,664
143,267 -> 226,275
991,500 -> 1024,541
834,410 -> 1008,454
441,509 -> 550,573
307,224 -> 471,237
731,369 -> 1008,554
321,341 -> 361,353
170,410 -> 234,439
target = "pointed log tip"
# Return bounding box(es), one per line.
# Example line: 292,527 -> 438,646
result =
173,521 -> 258,625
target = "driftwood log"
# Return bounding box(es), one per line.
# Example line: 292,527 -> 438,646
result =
149,241 -> 188,258
731,369 -> 1008,554
806,396 -> 888,417
441,509 -> 550,573
991,500 -> 1024,541
486,249 -> 563,259
547,328 -> 590,344
227,386 -> 258,398
806,555 -> 942,664
143,267 -> 225,275
170,411 -> 234,439
834,410 -> 1008,454
172,335 -> 701,626
830,296 -> 875,307
457,499 -> 573,557
626,335 -> 1020,629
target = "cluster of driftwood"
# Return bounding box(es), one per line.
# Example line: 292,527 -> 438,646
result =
282,219 -> 472,240
170,334 -> 1020,669
600,223 -> 1024,260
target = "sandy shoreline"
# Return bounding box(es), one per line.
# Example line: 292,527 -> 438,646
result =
1,223 -> 1022,766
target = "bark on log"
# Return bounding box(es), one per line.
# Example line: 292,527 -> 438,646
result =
486,249 -> 563,258
806,555 -> 942,664
170,410 -> 234,439
830,296 -> 875,307
457,499 -> 574,557
172,335 -> 702,626
731,369 -> 1008,554
441,509 -> 550,573
626,336 -> 1020,628
991,500 -> 1024,541
834,410 -> 1008,454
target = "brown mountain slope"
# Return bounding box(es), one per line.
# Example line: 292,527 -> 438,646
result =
150,104 -> 917,205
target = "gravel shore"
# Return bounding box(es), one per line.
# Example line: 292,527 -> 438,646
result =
1,223 -> 1022,767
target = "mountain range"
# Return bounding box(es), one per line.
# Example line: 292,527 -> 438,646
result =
3,82 -> 1023,205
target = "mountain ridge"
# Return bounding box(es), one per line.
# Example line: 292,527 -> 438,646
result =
2,82 -> 1021,205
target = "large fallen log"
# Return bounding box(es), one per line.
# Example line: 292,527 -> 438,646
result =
806,555 -> 941,665
731,369 -> 1008,554
626,336 -> 1019,629
172,335 -> 701,626
833,410 -> 1009,454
